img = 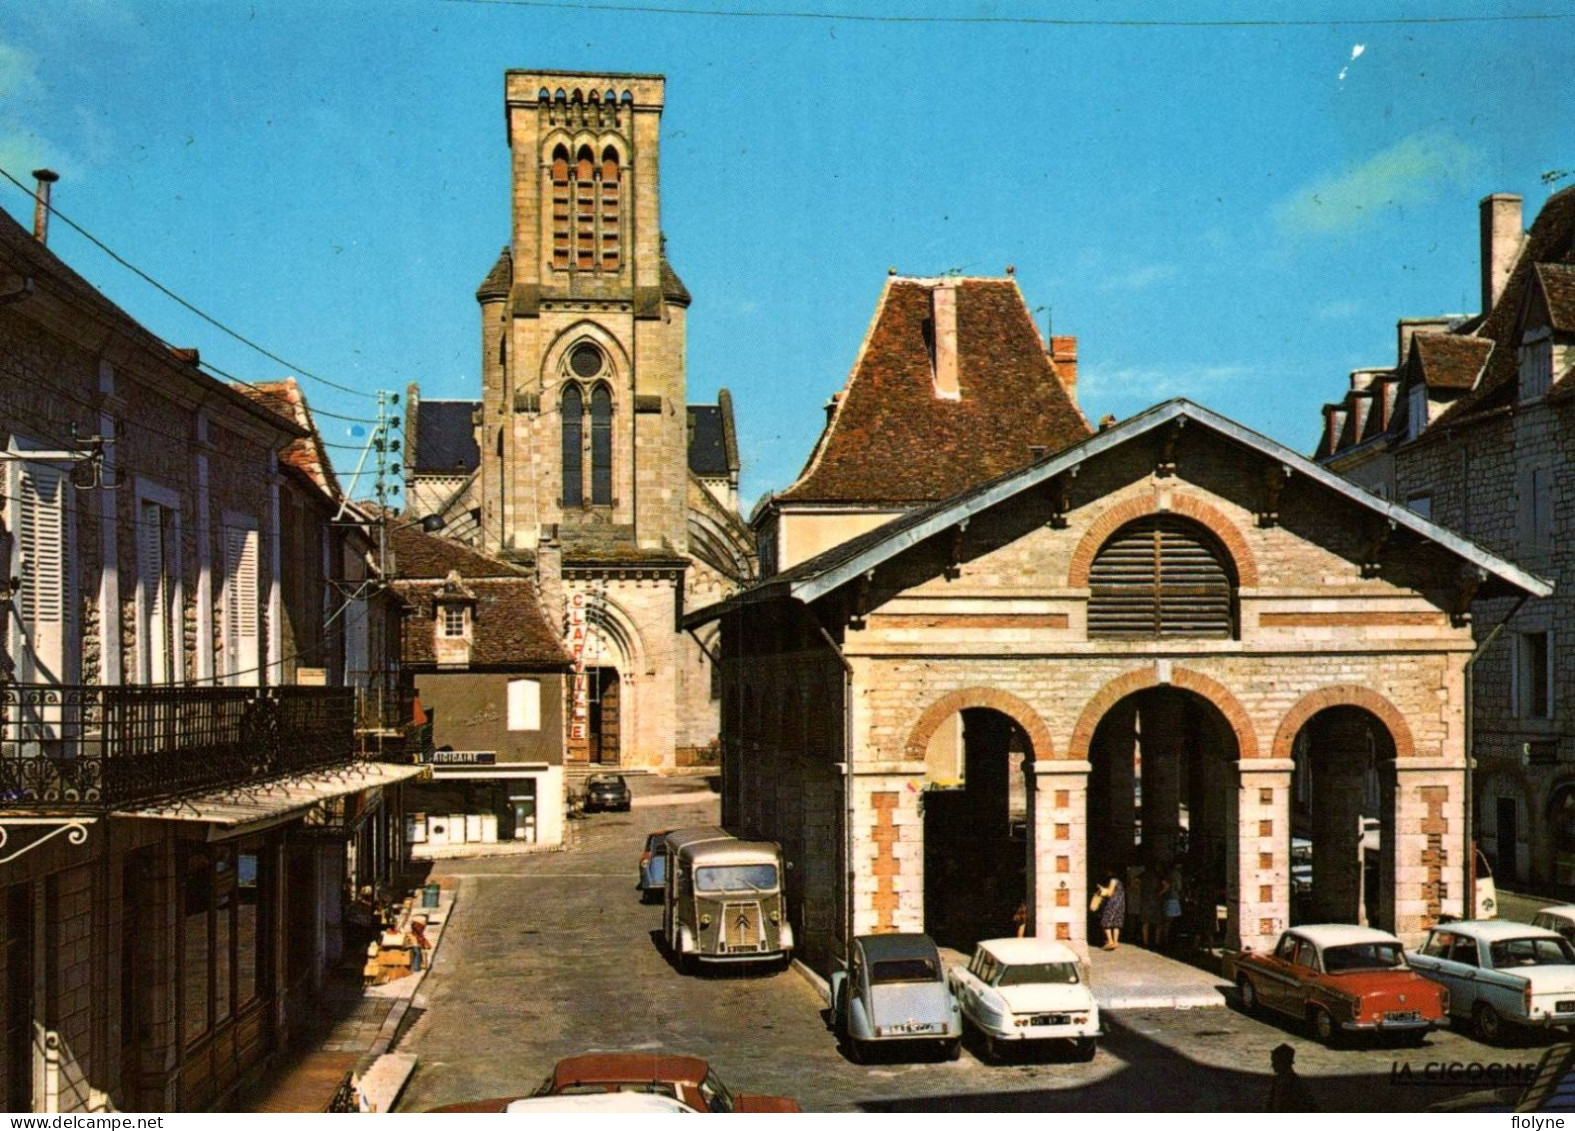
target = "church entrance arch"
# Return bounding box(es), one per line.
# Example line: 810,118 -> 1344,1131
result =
1086,686 -> 1241,945
567,589 -> 644,766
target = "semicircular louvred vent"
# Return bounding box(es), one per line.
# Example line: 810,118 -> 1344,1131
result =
1088,515 -> 1237,639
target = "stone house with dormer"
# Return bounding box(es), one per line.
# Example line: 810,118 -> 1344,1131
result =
1317,186 -> 1575,894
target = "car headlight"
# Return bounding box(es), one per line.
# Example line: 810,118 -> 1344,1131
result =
769,909 -> 780,923
700,914 -> 712,927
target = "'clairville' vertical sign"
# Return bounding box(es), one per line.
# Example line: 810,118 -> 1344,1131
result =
566,591 -> 589,753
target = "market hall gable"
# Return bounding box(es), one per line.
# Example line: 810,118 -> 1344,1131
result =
692,400 -> 1550,974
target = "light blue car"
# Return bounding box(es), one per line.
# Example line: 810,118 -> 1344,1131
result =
829,933 -> 962,1063
1408,920 -> 1575,1042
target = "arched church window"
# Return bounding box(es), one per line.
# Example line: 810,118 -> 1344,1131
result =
600,146 -> 621,271
561,384 -> 584,507
590,384 -> 613,506
574,146 -> 596,269
1087,515 -> 1237,639
550,145 -> 570,268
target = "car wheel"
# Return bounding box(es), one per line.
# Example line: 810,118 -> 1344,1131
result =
942,1038 -> 961,1062
1475,1003 -> 1506,1043
1311,1006 -> 1342,1047
1238,977 -> 1259,1015
983,1034 -> 1000,1064
1073,1038 -> 1098,1063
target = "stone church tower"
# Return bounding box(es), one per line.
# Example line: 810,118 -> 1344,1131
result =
406,70 -> 754,771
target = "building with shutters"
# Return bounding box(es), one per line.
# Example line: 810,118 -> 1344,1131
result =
0,185 -> 419,1111
401,71 -> 755,773
1315,186 -> 1575,895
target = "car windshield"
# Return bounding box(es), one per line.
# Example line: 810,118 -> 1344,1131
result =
995,961 -> 1080,987
871,956 -> 940,984
698,1070 -> 736,1113
694,864 -> 777,892
1490,937 -> 1575,968
1322,942 -> 1405,972
645,833 -> 667,852
589,776 -> 624,788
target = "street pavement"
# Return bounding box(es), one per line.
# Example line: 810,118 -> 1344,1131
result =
395,775 -> 1564,1112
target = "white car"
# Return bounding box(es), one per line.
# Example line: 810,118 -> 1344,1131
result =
1531,905 -> 1575,947
1407,920 -> 1575,1042
948,937 -> 1100,1062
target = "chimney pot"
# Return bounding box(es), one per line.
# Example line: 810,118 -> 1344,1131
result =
31,169 -> 59,245
1479,193 -> 1523,314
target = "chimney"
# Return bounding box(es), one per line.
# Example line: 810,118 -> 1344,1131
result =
823,390 -> 842,426
1396,316 -> 1454,366
1479,193 -> 1523,314
31,169 -> 59,245
1050,335 -> 1078,407
931,280 -> 960,400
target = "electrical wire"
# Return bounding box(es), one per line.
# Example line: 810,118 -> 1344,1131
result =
0,163 -> 378,401
442,0 -> 1575,27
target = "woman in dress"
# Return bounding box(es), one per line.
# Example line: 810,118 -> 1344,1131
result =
1094,874 -> 1126,950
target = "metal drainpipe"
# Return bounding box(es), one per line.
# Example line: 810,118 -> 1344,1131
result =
816,621 -> 856,971
1463,594 -> 1528,918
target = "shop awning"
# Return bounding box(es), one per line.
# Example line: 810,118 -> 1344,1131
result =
113,761 -> 428,838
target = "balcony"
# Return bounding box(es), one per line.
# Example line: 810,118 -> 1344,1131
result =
0,684 -> 356,812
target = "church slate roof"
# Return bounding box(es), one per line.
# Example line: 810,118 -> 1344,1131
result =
775,277 -> 1090,506
687,405 -> 730,476
660,255 -> 691,307
476,246 -> 512,301
413,401 -> 481,474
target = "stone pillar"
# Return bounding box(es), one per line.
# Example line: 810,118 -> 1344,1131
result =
849,766 -> 925,937
1032,760 -> 1091,957
1393,760 -> 1466,944
1232,759 -> 1293,953
1139,695 -> 1185,865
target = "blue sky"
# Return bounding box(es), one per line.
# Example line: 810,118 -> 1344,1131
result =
2,1 -> 1571,507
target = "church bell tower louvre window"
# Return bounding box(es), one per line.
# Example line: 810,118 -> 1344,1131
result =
1088,515 -> 1237,639
544,140 -> 622,273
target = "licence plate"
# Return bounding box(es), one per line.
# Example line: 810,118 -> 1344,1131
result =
1385,1010 -> 1421,1023
1028,1014 -> 1073,1026
1556,1001 -> 1575,1014
888,1021 -> 940,1034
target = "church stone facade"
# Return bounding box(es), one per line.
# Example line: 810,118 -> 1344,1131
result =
404,71 -> 753,771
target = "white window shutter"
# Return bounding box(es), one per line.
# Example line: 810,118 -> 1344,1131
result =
17,463 -> 67,681
225,526 -> 260,685
507,678 -> 541,731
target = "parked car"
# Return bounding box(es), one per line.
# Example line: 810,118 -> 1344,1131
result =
1531,905 -> 1575,946
639,829 -> 671,903
663,831 -> 792,971
1407,920 -> 1575,1042
584,773 -> 632,812
426,1053 -> 799,1112
830,933 -> 962,1063
1224,924 -> 1449,1046
948,937 -> 1100,1062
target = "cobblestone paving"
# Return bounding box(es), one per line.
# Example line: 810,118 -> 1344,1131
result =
396,776 -> 1560,1112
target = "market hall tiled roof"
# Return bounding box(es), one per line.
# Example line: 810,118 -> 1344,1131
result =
775,277 -> 1090,506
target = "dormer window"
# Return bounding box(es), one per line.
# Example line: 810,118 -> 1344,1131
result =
441,605 -> 466,637
1519,328 -> 1553,402
1407,383 -> 1428,440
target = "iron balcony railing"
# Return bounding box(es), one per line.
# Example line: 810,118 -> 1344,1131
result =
0,683 -> 356,811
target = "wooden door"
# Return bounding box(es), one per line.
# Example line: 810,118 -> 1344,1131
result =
3,883 -> 33,1113
596,670 -> 621,765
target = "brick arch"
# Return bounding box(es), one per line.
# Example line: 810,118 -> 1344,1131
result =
1068,666 -> 1261,761
904,688 -> 1055,763
1270,685 -> 1416,762
1065,492 -> 1259,589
